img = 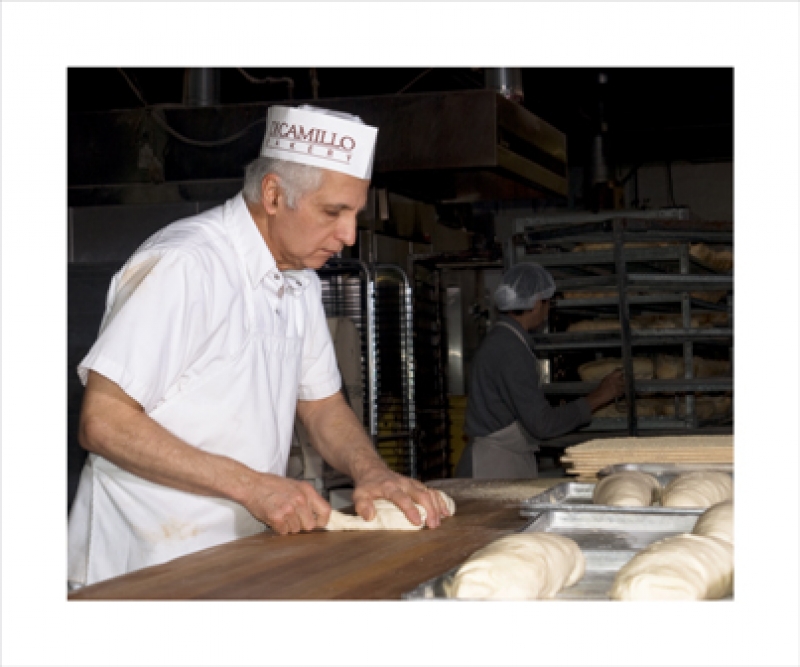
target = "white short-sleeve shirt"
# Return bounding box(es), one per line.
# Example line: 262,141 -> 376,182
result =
68,192 -> 342,586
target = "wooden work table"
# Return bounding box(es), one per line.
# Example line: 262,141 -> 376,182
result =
69,478 -> 566,600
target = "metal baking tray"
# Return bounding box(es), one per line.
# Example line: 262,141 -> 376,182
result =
403,510 -> 718,600
520,465 -> 734,515
597,462 -> 734,481
518,482 -> 704,515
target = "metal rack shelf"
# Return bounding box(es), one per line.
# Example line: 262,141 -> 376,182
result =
507,215 -> 733,436
553,273 -> 732,291
626,274 -> 733,290
553,296 -> 730,318
512,216 -> 733,246
531,328 -> 733,351
541,377 -> 733,396
531,246 -> 711,267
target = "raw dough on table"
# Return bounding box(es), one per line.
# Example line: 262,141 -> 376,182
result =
593,471 -> 661,507
610,534 -> 733,600
446,533 -> 585,600
324,491 -> 456,532
661,471 -> 733,508
692,500 -> 734,544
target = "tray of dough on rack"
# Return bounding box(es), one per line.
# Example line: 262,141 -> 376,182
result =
519,463 -> 734,516
403,508 -> 732,601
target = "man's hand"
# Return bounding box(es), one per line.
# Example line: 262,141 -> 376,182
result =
240,475 -> 332,535
296,392 -> 451,529
351,464 -> 452,530
586,368 -> 626,411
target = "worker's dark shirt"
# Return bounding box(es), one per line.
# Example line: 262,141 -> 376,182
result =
464,315 -> 592,440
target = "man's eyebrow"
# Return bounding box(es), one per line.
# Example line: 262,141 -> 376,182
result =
324,203 -> 368,214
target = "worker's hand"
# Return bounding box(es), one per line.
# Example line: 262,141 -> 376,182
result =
599,368 -> 626,400
242,474 -> 332,535
587,368 -> 626,411
351,464 -> 451,529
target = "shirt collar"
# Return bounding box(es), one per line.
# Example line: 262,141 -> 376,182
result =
283,270 -> 311,292
225,193 -> 311,294
498,313 -> 533,342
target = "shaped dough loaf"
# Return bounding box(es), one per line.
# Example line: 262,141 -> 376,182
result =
447,533 -> 585,600
655,354 -> 731,380
661,471 -> 733,508
692,500 -> 734,544
610,534 -> 733,600
593,471 -> 661,507
324,491 -> 456,531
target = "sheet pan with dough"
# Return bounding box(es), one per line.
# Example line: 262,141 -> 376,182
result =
403,508 -> 734,600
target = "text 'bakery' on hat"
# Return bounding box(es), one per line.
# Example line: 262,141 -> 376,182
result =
259,105 -> 379,180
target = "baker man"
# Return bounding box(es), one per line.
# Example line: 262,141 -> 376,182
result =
68,105 -> 449,588
455,263 -> 626,479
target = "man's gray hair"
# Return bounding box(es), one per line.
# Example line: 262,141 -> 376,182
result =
242,157 -> 324,209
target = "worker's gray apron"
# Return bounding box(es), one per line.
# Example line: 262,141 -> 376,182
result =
461,321 -> 541,480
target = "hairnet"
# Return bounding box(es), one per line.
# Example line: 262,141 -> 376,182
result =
493,263 -> 556,311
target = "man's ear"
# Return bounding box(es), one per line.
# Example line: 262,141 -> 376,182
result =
261,174 -> 282,215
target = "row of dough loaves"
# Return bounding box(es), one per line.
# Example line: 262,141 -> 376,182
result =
610,500 -> 734,600
591,396 -> 732,421
568,241 -> 733,274
592,470 -> 733,508
446,499 -> 734,600
577,355 -> 731,382
566,312 -> 728,333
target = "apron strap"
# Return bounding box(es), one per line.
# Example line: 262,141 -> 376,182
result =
494,321 -> 536,360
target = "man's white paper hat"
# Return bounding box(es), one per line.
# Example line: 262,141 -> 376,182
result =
259,105 -> 378,180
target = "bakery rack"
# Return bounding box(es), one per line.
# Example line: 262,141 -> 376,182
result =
504,215 -> 733,443
317,259 -> 417,479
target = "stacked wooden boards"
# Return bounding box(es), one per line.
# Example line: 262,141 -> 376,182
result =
561,435 -> 733,481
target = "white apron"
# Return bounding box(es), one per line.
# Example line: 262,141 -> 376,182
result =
466,321 -> 541,480
68,266 -> 307,587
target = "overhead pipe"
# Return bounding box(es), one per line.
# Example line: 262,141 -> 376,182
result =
485,68 -> 524,103
183,68 -> 220,107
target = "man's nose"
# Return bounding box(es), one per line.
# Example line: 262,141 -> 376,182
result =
336,214 -> 358,247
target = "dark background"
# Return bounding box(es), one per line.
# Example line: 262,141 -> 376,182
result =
68,67 -> 733,166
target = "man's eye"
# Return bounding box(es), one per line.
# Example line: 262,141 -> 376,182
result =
325,210 -> 340,217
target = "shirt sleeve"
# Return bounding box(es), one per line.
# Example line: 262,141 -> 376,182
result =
502,347 -> 592,440
77,250 -> 212,414
297,273 -> 341,401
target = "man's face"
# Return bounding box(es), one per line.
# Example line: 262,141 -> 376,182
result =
270,170 -> 369,270
526,299 -> 550,332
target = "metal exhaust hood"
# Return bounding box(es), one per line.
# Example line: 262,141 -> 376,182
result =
314,90 -> 567,203
68,90 -> 567,207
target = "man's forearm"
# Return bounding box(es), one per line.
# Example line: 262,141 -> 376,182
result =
523,398 -> 592,440
296,392 -> 387,482
79,371 -> 259,506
